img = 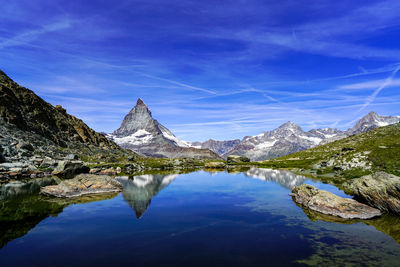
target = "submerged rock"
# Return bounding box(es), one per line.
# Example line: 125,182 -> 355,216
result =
343,172 -> 400,214
291,184 -> 381,219
51,160 -> 89,178
40,174 -> 122,198
227,155 -> 250,164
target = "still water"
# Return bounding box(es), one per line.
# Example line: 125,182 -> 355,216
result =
0,168 -> 399,266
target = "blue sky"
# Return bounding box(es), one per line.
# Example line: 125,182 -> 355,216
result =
1,0 -> 400,141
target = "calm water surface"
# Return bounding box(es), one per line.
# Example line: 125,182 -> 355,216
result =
0,168 -> 399,266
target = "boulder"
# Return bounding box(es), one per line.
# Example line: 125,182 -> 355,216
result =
291,184 -> 381,219
16,142 -> 34,151
227,155 -> 250,164
0,153 -> 5,163
40,174 -> 122,198
343,172 -> 400,214
51,160 -> 90,178
100,168 -> 117,176
204,162 -> 226,168
65,154 -> 79,160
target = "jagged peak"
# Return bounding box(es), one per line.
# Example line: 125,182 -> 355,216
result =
278,121 -> 300,129
136,98 -> 146,107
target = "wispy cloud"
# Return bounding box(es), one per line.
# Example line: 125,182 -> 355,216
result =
0,19 -> 72,49
358,64 -> 400,112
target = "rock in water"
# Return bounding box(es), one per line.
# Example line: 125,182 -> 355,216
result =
291,184 -> 381,219
51,160 -> 90,178
40,174 -> 122,198
204,162 -> 226,168
343,172 -> 400,214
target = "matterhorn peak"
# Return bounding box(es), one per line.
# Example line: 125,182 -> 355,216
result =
136,98 -> 146,106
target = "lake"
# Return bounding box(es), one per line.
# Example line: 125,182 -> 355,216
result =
0,168 -> 399,266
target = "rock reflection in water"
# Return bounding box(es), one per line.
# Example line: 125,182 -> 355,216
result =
0,177 -> 56,200
299,204 -> 400,245
117,174 -> 178,218
245,167 -> 307,189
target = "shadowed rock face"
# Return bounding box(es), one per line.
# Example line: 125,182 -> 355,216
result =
108,99 -> 220,159
245,168 -> 307,190
0,70 -> 120,149
343,172 -> 400,214
291,184 -> 381,219
116,174 -> 177,218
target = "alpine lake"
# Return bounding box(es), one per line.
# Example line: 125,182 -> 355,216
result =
1,167 -> 399,266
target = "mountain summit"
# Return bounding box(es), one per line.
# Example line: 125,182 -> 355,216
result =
108,99 -> 220,159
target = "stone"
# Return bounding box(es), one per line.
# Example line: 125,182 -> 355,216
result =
343,172 -> 400,214
290,184 -> 381,219
0,153 -> 5,163
116,167 -> 122,174
204,162 -> 226,168
41,174 -> 122,198
227,155 -> 250,164
16,142 -> 34,151
40,157 -> 58,168
89,168 -> 101,174
65,154 -> 79,160
100,168 -> 117,176
51,160 -> 90,178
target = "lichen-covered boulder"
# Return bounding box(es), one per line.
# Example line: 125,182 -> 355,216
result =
51,160 -> 89,178
343,172 -> 400,214
40,174 -> 122,198
291,184 -> 381,219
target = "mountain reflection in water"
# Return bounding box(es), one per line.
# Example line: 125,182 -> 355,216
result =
116,174 -> 178,218
244,168 -> 307,189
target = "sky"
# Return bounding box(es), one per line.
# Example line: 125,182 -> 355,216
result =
1,0 -> 400,141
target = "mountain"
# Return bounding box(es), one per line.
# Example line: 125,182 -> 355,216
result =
189,139 -> 241,155
348,111 -> 400,135
0,70 -> 136,164
225,122 -> 345,161
225,112 -> 399,161
107,99 -> 220,159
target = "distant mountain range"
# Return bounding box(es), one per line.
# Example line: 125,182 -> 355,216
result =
108,98 -> 399,160
107,99 -> 220,159
223,111 -> 399,161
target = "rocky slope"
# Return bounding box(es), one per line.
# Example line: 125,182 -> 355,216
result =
0,70 -> 138,180
225,112 -> 399,161
107,99 -> 220,159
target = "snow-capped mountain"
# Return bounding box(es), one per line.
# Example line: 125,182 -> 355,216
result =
225,121 -> 344,161
347,111 -> 400,135
107,99 -> 219,159
189,139 -> 241,155
224,111 -> 399,161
